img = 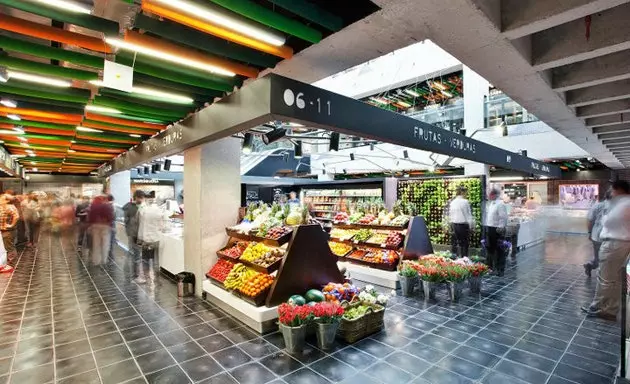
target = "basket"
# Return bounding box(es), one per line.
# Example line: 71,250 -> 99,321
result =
337,298 -> 385,343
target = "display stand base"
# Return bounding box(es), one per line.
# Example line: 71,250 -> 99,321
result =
202,280 -> 278,334
339,261 -> 399,289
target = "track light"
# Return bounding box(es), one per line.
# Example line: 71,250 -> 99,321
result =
343,169 -> 347,174
137,167 -> 143,175
0,67 -> 7,83
350,153 -> 355,161
262,128 -> 286,145
403,150 -> 409,159
329,132 -> 340,151
34,0 -> 92,14
242,133 -> 253,154
144,166 -> 150,175
163,159 -> 171,171
294,140 -> 303,159
370,143 -> 374,151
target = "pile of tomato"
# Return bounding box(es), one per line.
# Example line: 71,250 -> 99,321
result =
239,273 -> 274,298
207,259 -> 236,282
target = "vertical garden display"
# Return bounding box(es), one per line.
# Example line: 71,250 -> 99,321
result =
397,177 -> 483,247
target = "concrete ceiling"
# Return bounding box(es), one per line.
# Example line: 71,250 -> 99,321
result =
271,0 -> 630,169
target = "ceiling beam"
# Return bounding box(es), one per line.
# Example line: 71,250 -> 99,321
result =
551,50 -> 630,92
593,123 -> 630,134
577,100 -> 630,118
598,131 -> 630,140
567,79 -> 630,107
586,113 -> 630,127
501,0 -> 629,40
531,3 -> 630,70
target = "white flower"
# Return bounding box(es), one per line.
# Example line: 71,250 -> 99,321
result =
377,294 -> 388,304
390,290 -> 396,297
365,285 -> 374,292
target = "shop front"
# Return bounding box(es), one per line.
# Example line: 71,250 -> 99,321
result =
99,74 -> 561,334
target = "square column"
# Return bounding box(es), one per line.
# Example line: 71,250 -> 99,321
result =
184,137 -> 241,296
463,65 -> 490,136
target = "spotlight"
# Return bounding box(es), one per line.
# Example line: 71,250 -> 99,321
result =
163,159 -> 171,171
137,167 -> 143,175
262,128 -> 286,145
350,153 -> 355,161
329,132 -> 340,151
343,169 -> 347,174
403,150 -> 409,159
144,166 -> 150,174
0,67 -> 7,83
370,143 -> 374,151
294,140 -> 303,159
242,133 -> 253,154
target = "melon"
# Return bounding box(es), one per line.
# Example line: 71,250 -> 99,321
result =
305,289 -> 325,303
287,295 -> 306,306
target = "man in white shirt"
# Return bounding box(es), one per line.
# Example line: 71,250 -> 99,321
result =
449,186 -> 475,257
484,189 -> 508,276
137,197 -> 169,283
582,181 -> 630,320
584,190 -> 610,277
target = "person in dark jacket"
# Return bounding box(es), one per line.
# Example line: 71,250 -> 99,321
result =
88,195 -> 114,265
76,196 -> 90,251
123,190 -> 145,282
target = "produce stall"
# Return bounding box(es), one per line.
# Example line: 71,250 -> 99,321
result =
303,188 -> 383,223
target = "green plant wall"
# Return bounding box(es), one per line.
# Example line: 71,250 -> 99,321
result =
397,177 -> 483,247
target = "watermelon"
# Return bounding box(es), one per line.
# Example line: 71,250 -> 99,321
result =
306,301 -> 318,306
305,289 -> 325,303
287,295 -> 306,306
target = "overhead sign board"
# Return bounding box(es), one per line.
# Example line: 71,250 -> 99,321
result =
99,74 -> 560,178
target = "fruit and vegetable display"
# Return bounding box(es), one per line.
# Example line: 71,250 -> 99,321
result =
286,289 -> 326,307
240,242 -> 284,267
219,241 -> 249,259
343,304 -> 372,320
363,249 -> 399,264
384,232 -> 404,247
398,177 -> 482,246
353,229 -> 373,242
348,249 -> 367,260
358,214 -> 377,225
330,228 -> 357,241
348,212 -> 364,224
238,272 -> 274,298
322,283 -> 359,303
328,242 -> 353,257
207,259 -> 236,282
366,232 -> 389,245
264,226 -> 292,240
223,263 -> 258,290
389,215 -> 410,227
333,212 -> 349,222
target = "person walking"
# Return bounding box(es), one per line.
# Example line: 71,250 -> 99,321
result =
76,196 -> 90,251
123,190 -> 145,282
0,194 -> 19,262
484,188 -> 509,276
138,197 -> 168,282
23,194 -> 42,247
584,190 -> 611,277
582,180 -> 630,320
449,186 -> 475,258
87,195 -> 114,266
107,194 -> 117,262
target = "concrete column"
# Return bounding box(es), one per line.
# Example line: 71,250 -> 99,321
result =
109,170 -> 131,205
464,163 -> 491,187
463,65 -> 489,136
184,137 -> 241,296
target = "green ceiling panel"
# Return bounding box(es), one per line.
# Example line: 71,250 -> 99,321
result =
95,113 -> 168,125
14,101 -> 84,115
23,133 -> 71,141
92,96 -> 187,119
135,14 -> 279,68
77,131 -> 142,142
0,93 -> 87,110
98,87 -> 200,108
82,119 -> 159,134
3,79 -> 91,98
0,85 -> 89,104
0,56 -> 98,81
0,0 -> 119,36
0,117 -> 74,130
115,54 -> 238,92
0,36 -> 104,69
209,0 -> 322,43
267,0 -> 343,31
133,73 -> 224,99
74,140 -> 132,149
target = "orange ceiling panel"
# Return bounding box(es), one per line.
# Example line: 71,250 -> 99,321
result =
0,114 -> 81,126
70,144 -> 125,153
25,128 -> 75,137
84,113 -> 165,130
0,107 -> 83,122
76,133 -> 138,144
80,121 -> 154,135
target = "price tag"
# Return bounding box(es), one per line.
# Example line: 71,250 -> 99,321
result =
353,240 -> 359,244
381,243 -> 387,248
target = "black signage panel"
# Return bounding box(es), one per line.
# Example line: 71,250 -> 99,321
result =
268,75 -> 561,178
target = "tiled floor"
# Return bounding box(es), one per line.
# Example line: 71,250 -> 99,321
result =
0,233 -> 620,383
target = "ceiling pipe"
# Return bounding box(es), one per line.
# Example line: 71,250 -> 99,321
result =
0,85 -> 89,104
0,14 -> 112,53
0,56 -> 97,81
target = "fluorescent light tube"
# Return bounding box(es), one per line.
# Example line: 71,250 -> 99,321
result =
76,126 -> 103,133
404,89 -> 420,97
0,130 -> 23,135
18,137 -> 27,142
151,0 -> 286,46
105,38 -> 235,77
85,105 -> 122,114
89,80 -> 194,104
129,134 -> 141,138
369,97 -> 389,105
33,0 -> 91,14
8,71 -> 72,87
0,99 -> 17,108
7,114 -> 20,121
441,90 -> 453,98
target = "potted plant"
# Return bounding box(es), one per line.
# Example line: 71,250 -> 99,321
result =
313,302 -> 344,350
417,264 -> 446,300
444,264 -> 469,301
398,263 -> 419,297
467,262 -> 489,294
278,303 -> 313,353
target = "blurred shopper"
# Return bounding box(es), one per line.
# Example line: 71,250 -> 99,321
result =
58,199 -> 76,245
138,197 -> 168,282
0,195 -> 19,261
449,186 -> 475,258
76,196 -> 90,250
87,195 -> 114,265
123,190 -> 145,282
582,181 -> 630,320
584,190 -> 611,277
107,195 -> 116,262
23,194 -> 42,247
287,191 -> 300,209
9,193 -> 27,249
0,228 -> 11,273
484,188 -> 509,276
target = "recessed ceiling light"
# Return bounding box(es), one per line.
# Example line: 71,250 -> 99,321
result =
33,0 -> 91,14
18,137 -> 27,142
0,99 -> 17,108
8,71 -> 72,87
129,134 -> 141,138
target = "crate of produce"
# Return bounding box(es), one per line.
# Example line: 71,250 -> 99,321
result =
205,259 -> 236,290
361,250 -> 400,271
347,249 -> 367,261
234,273 -> 275,307
216,241 -> 249,260
239,243 -> 284,274
337,300 -> 385,343
328,242 -> 353,258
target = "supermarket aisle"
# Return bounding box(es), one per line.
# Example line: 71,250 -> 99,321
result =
0,233 -> 619,384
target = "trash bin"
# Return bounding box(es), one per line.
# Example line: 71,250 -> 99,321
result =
176,272 -> 195,297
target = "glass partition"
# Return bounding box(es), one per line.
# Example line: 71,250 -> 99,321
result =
485,93 -> 539,127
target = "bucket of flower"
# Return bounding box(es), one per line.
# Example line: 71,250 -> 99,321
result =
337,286 -> 389,343
312,302 -> 345,350
417,263 -> 446,300
398,262 -> 419,297
466,263 -> 489,294
277,303 -> 314,354
444,264 -> 470,301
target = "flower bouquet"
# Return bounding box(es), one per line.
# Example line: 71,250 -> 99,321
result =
398,264 -> 419,297
358,285 -> 390,306
312,302 -> 344,350
277,303 -> 314,353
467,262 -> 489,294
444,264 -> 470,301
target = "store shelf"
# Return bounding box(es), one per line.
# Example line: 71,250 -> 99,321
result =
329,237 -> 402,251
310,202 -> 338,205
311,210 -> 336,213
225,228 -> 292,247
333,223 -> 409,231
202,280 -> 278,333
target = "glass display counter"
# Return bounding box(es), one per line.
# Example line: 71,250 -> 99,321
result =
507,207 -> 546,251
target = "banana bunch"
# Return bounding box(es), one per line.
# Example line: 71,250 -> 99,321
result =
223,263 -> 257,290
